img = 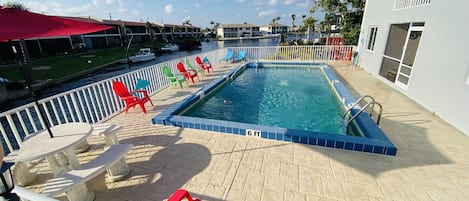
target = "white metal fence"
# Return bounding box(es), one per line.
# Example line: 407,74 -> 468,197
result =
0,45 -> 353,154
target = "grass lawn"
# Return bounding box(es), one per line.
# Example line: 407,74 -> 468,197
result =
1,44 -> 151,81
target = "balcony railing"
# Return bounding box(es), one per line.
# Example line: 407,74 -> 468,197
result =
394,0 -> 431,10
0,45 -> 353,155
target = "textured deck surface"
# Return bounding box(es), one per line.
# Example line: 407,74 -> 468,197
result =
25,61 -> 469,201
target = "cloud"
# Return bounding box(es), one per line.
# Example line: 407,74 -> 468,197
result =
258,10 -> 276,17
118,7 -> 127,13
236,0 -> 245,2
23,1 -> 95,16
195,3 -> 201,8
65,4 -> 93,15
236,14 -> 241,18
297,0 -> 310,8
268,0 -> 277,6
105,0 -> 116,5
284,0 -> 296,5
254,0 -> 262,5
182,9 -> 189,14
164,4 -> 174,14
131,9 -> 140,16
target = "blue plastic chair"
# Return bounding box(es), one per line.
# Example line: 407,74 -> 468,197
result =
234,50 -> 246,62
221,51 -> 234,62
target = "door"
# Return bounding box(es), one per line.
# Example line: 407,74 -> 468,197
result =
395,26 -> 423,89
379,23 -> 424,89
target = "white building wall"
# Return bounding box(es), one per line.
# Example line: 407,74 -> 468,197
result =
358,0 -> 469,135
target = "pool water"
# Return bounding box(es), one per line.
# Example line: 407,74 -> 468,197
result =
182,67 -> 346,134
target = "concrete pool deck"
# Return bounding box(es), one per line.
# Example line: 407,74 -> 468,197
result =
25,61 -> 469,200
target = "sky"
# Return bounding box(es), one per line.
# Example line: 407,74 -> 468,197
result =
0,0 -> 324,28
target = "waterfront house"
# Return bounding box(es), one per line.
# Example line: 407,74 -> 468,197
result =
357,0 -> 469,135
216,23 -> 260,39
259,23 -> 288,35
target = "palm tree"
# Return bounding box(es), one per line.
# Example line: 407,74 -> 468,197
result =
302,16 -> 317,40
145,21 -> 154,41
182,20 -> 192,26
271,16 -> 281,24
291,14 -> 296,32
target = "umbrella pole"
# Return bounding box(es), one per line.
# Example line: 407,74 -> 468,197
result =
11,40 -> 54,138
125,35 -> 134,69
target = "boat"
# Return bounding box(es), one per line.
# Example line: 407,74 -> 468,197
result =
160,43 -> 179,52
129,48 -> 156,63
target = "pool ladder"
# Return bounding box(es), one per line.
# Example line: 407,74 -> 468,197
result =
342,95 -> 383,134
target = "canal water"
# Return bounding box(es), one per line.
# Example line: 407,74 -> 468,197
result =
0,38 -> 280,112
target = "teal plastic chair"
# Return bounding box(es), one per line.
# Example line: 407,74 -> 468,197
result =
163,66 -> 186,89
234,50 -> 246,62
185,59 -> 205,77
221,50 -> 234,62
135,79 -> 150,90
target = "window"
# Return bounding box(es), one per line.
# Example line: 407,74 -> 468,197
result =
367,26 -> 378,51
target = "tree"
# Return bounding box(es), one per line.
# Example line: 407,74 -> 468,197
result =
310,0 -> 365,44
145,21 -> 154,41
182,20 -> 192,26
302,16 -> 317,33
271,16 -> 281,24
2,1 -> 28,10
291,13 -> 296,31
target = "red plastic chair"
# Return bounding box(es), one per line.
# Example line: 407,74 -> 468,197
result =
168,189 -> 201,201
177,62 -> 199,84
112,81 -> 153,114
195,56 -> 212,74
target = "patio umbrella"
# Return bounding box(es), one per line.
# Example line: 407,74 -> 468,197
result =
0,6 -> 113,138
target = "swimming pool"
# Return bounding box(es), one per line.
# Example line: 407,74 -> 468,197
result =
181,66 -> 348,135
152,61 -> 397,155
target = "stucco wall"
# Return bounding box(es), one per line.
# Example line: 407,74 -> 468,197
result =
358,0 -> 469,135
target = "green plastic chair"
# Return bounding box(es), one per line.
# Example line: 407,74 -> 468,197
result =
163,66 -> 186,89
185,59 -> 205,77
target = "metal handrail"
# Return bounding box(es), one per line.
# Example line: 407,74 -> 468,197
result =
342,95 -> 375,119
343,95 -> 383,134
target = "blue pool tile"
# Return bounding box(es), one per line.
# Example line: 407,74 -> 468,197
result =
292,136 -> 299,143
183,122 -> 188,128
188,122 -> 194,128
318,139 -> 326,146
268,132 -> 276,139
308,137 -> 317,145
364,145 -> 373,153
239,129 -> 246,136
219,126 -> 225,132
201,124 -> 206,130
213,125 -> 219,132
299,137 -> 307,144
326,140 -> 335,148
335,141 -> 344,149
344,142 -> 354,150
276,133 -> 283,140
207,125 -> 213,131
195,123 -> 200,129
226,127 -> 233,133
373,146 -> 384,154
261,132 -> 268,138
354,144 -> 364,151
233,128 -> 239,134
386,147 -> 397,156
284,134 -> 292,142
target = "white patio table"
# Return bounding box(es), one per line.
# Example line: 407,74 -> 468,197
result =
14,123 -> 93,177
